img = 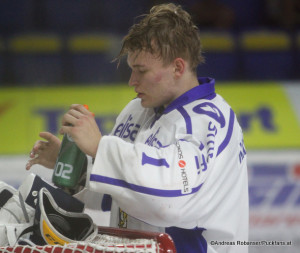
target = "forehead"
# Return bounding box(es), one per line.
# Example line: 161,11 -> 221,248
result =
127,50 -> 162,67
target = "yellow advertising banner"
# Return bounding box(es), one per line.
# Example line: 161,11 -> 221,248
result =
217,82 -> 300,149
0,82 -> 299,154
0,85 -> 135,154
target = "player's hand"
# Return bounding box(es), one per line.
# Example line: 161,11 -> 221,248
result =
59,104 -> 102,158
26,132 -> 61,170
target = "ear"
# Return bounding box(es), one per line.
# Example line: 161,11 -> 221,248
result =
173,58 -> 185,78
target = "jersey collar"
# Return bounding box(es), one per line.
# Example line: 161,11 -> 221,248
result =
162,77 -> 216,114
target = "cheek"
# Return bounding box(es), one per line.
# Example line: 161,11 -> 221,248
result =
154,72 -> 163,83
155,66 -> 173,81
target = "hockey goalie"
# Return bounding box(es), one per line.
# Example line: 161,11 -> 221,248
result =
1,3 -> 249,252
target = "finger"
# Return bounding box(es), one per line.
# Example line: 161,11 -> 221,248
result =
69,108 -> 84,118
25,162 -> 31,170
69,104 -> 81,109
59,125 -> 73,135
39,132 -> 55,142
32,140 -> 47,154
29,151 -> 39,159
26,160 -> 38,170
25,157 -> 40,170
71,104 -> 91,115
29,141 -> 43,159
61,112 -> 78,127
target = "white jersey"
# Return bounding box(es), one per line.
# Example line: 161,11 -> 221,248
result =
87,77 -> 249,253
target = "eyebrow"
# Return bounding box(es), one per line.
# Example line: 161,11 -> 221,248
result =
127,62 -> 147,70
132,64 -> 146,68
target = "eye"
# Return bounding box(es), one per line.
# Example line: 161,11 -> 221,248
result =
138,69 -> 147,74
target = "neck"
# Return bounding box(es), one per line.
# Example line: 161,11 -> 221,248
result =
163,72 -> 199,108
178,72 -> 199,95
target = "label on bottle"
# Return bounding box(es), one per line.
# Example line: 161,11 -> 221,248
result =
52,134 -> 86,189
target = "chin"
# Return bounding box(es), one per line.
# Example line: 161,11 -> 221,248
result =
140,99 -> 155,109
140,102 -> 151,108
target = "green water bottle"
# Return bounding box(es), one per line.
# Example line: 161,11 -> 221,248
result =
52,104 -> 90,190
52,133 -> 87,189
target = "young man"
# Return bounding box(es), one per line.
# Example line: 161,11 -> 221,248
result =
26,3 -> 249,252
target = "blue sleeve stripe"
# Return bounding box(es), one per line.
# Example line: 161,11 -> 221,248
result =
217,108 -> 235,157
90,174 -> 203,197
177,106 -> 192,134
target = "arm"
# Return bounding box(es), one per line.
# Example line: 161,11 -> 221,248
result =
89,134 -> 212,227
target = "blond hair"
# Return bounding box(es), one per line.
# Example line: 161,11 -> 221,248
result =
117,3 -> 204,72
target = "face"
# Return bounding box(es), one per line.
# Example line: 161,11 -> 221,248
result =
127,50 -> 179,108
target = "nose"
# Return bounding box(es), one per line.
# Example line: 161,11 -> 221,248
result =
128,71 -> 138,87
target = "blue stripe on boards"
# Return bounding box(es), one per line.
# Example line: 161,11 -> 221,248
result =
217,108 -> 235,156
90,174 -> 203,197
177,106 -> 192,134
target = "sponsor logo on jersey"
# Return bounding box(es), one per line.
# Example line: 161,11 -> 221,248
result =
114,114 -> 140,142
178,160 -> 186,168
239,138 -> 247,164
180,167 -> 190,194
176,141 -> 184,159
145,127 -> 162,147
176,141 -> 191,194
206,121 -> 217,162
193,102 -> 225,128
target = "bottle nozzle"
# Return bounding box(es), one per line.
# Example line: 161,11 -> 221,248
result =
83,104 -> 95,117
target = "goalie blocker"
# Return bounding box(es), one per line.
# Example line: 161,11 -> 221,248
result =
29,187 -> 98,245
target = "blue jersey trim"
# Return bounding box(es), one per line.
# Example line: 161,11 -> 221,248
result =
90,174 -> 203,197
164,77 -> 215,114
166,227 -> 207,252
177,106 -> 192,134
217,108 -> 235,156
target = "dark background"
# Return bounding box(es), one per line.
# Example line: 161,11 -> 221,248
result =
0,0 -> 299,86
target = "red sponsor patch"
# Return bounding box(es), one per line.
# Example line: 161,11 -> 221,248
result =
178,160 -> 186,168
